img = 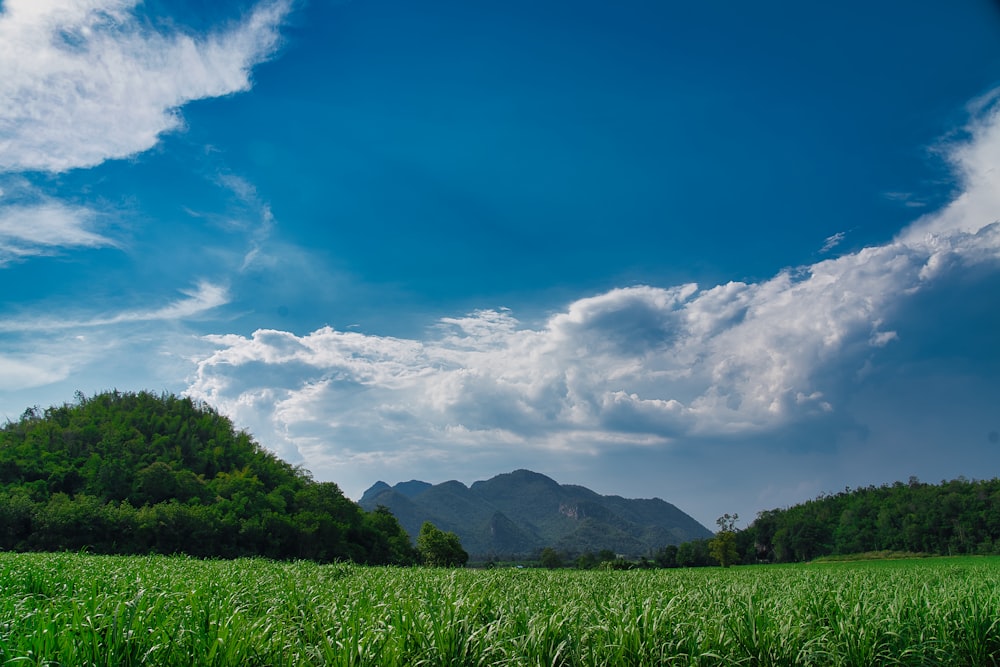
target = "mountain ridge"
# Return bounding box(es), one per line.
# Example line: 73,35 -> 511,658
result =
360,469 -> 712,559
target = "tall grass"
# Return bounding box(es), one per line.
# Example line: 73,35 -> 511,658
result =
0,553 -> 997,665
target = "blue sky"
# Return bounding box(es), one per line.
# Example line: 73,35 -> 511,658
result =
2,0 -> 1000,528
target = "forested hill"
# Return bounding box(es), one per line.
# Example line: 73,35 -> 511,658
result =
0,391 -> 417,564
740,477 -> 1000,563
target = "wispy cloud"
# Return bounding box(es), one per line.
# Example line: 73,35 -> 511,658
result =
179,169 -> 279,273
0,278 -> 233,418
819,231 -> 845,254
116,281 -> 230,324
0,354 -> 69,391
0,0 -> 292,173
214,172 -> 277,272
186,91 -> 1000,489
0,199 -> 115,265
884,192 -> 928,208
0,281 -> 229,333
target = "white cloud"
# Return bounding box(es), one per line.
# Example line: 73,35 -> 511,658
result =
0,281 -> 229,332
186,90 -> 1000,490
215,172 -> 278,272
884,192 -> 927,209
0,200 -> 115,264
120,281 -> 230,323
0,279 -> 234,423
820,231 -> 845,254
0,0 -> 291,172
899,91 -> 1000,244
0,354 -> 68,391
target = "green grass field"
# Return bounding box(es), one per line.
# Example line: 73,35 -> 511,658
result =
0,553 -> 997,666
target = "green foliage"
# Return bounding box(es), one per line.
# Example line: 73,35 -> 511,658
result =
812,550 -> 931,563
654,544 -> 679,568
0,552 -> 998,665
716,512 -> 739,533
709,513 -> 740,568
742,476 -> 1000,563
539,547 -> 563,569
709,531 -> 739,568
0,390 -> 416,564
676,538 -> 714,567
417,521 -> 468,567
363,505 -> 420,565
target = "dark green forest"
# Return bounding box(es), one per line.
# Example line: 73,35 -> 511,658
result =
647,476 -> 1000,569
567,478 -> 1000,569
736,476 -> 1000,563
0,391 -> 418,564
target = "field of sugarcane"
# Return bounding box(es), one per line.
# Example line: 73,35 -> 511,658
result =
0,552 -> 998,666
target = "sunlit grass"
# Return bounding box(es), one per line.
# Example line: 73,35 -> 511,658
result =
0,553 -> 997,665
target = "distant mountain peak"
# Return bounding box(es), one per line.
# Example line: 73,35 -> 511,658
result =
359,469 -> 711,560
366,480 -> 391,493
503,469 -> 558,483
392,479 -> 434,498
360,479 -> 433,505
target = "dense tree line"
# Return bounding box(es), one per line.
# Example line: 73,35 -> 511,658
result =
0,391 -> 418,564
660,477 -> 1000,567
738,476 -> 1000,563
522,543 -> 716,569
537,478 -> 1000,569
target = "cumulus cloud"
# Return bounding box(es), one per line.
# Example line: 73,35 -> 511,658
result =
186,92 -> 1000,488
899,89 -> 1000,244
0,0 -> 291,173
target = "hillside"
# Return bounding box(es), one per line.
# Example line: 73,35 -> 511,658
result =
0,390 -> 417,564
739,476 -> 1000,563
360,469 -> 712,559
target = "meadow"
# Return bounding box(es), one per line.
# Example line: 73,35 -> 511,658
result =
0,553 -> 997,666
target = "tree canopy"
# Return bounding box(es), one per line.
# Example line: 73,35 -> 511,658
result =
416,521 -> 468,567
737,477 -> 1000,563
0,390 -> 418,564
708,514 -> 739,568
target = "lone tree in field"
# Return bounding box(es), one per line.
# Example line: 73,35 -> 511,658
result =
709,513 -> 740,568
417,522 -> 468,567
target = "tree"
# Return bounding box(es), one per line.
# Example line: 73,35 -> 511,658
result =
417,522 -> 468,567
716,513 -> 739,532
709,513 -> 740,568
539,547 -> 563,569
363,505 -> 420,565
676,541 -> 696,567
654,544 -> 679,568
0,390 -> 424,564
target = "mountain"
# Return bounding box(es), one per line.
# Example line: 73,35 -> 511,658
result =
360,469 -> 712,559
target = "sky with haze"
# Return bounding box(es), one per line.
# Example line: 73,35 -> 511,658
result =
2,0 -> 1000,529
